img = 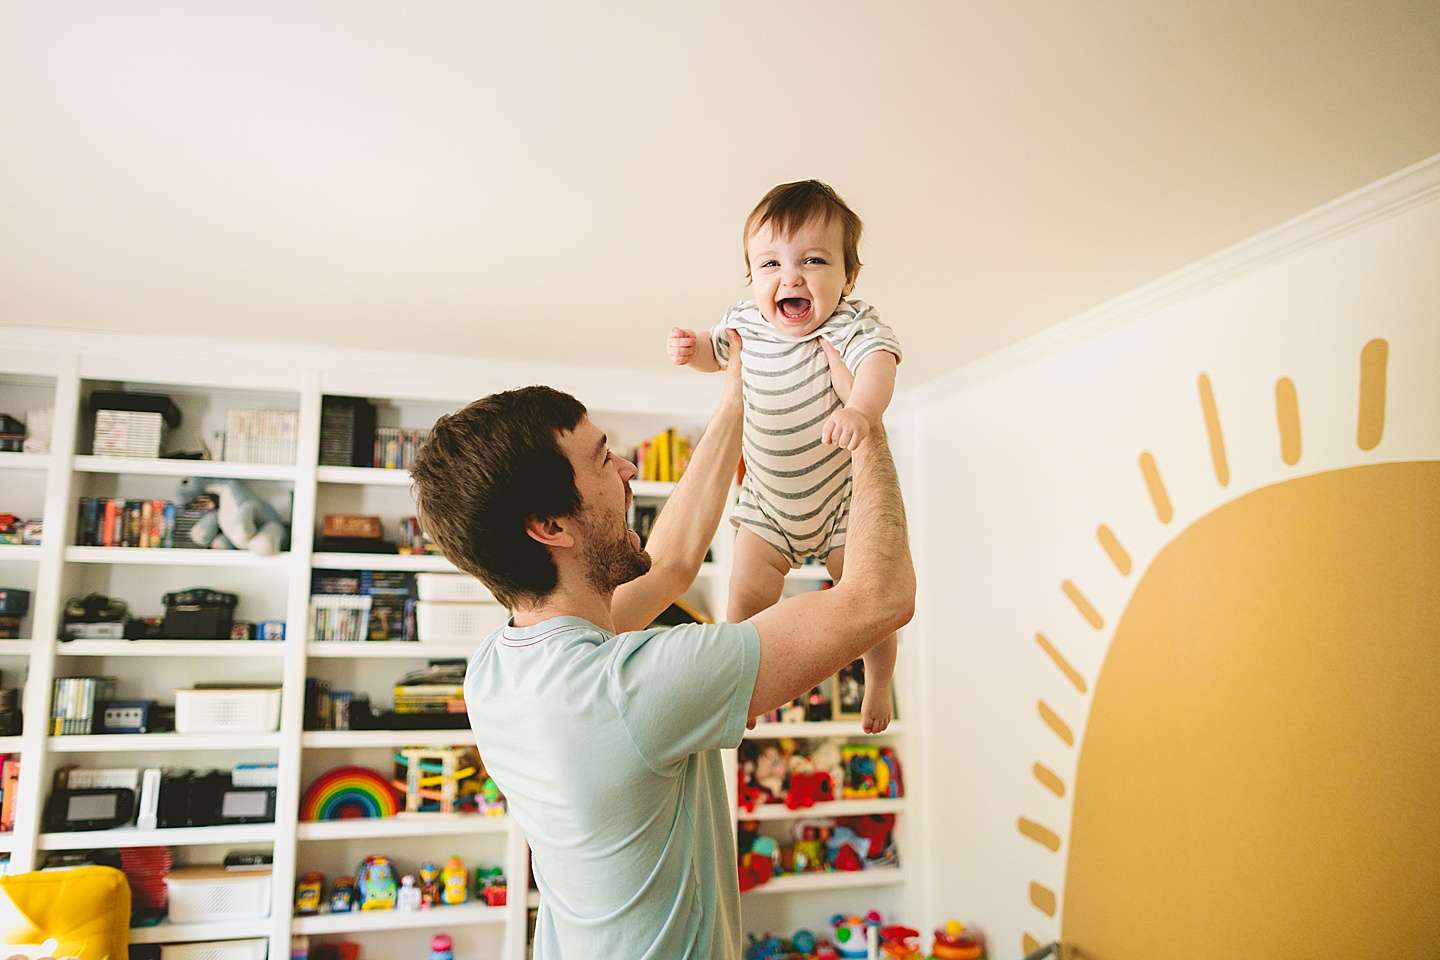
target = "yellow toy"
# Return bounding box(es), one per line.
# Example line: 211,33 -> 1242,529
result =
0,866 -> 130,959
392,747 -> 480,814
440,856 -> 469,905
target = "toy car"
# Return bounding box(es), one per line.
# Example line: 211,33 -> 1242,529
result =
329,875 -> 356,913
357,856 -> 399,910
294,872 -> 324,915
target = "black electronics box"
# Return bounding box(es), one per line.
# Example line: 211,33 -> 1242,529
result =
319,395 -> 377,468
86,391 -> 182,428
0,588 -> 29,618
161,588 -> 238,639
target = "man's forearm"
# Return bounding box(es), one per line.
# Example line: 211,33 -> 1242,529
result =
835,425 -> 914,626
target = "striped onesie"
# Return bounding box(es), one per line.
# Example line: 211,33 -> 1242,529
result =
710,297 -> 902,567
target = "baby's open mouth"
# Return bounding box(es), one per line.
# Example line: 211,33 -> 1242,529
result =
779,298 -> 812,321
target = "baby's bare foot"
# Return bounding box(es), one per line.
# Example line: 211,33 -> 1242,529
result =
861,684 -> 893,734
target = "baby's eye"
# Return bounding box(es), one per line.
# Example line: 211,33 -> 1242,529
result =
759,259 -> 779,269
805,256 -> 828,265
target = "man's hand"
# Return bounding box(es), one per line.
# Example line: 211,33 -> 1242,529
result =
668,327 -> 699,366
822,407 -> 870,450
721,330 -> 743,402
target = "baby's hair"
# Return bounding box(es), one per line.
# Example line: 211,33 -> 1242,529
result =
743,180 -> 863,283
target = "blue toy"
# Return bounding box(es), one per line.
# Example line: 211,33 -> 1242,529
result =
175,476 -> 288,555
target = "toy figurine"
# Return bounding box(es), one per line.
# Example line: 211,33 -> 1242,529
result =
476,865 -> 507,906
428,933 -> 454,960
356,855 -> 399,910
478,777 -> 506,816
419,860 -> 440,908
440,856 -> 469,904
329,875 -> 356,913
929,920 -> 984,959
832,912 -> 882,959
879,924 -> 921,958
396,874 -> 422,911
294,872 -> 324,915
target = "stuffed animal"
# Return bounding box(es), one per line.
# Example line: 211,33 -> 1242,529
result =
175,477 -> 287,555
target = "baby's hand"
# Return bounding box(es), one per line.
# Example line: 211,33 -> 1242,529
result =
823,407 -> 870,450
668,327 -> 698,366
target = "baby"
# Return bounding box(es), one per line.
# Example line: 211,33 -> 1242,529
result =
668,180 -> 902,733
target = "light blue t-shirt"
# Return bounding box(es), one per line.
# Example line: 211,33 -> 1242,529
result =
464,615 -> 761,960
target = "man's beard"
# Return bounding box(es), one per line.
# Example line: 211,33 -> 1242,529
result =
578,510 -> 652,593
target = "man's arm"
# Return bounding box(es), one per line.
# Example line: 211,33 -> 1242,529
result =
612,332 -> 743,632
747,371 -> 915,717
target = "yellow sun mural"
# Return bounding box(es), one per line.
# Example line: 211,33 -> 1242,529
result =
1016,339 -> 1440,958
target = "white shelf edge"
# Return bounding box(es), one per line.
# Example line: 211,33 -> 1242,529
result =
785,565 -> 833,581
73,455 -> 299,481
315,465 -> 414,486
741,867 -> 905,896
0,544 -> 43,560
630,480 -> 678,498
302,729 -> 476,748
296,813 -> 509,841
0,640 -> 35,656
312,552 -> 455,572
292,901 -> 506,934
740,797 -> 906,821
307,641 -> 477,659
745,720 -> 904,739
57,640 -> 287,657
0,736 -> 26,752
128,919 -> 267,945
48,733 -> 284,752
39,823 -> 278,849
0,451 -> 51,471
64,546 -> 291,567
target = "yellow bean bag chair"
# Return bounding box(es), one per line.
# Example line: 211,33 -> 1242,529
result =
0,866 -> 130,960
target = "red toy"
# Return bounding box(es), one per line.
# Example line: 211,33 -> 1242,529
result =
930,920 -> 985,959
784,769 -> 835,810
879,924 -> 921,958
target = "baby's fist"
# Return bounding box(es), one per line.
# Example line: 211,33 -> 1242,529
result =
822,408 -> 871,450
668,328 -> 698,366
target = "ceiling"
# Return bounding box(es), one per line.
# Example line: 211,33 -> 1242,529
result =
2,2 -> 1438,388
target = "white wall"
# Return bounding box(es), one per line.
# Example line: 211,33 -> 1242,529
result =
907,158 -> 1440,959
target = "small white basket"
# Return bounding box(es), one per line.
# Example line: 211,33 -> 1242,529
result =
415,600 -> 510,640
160,939 -> 269,960
415,572 -> 496,603
174,687 -> 282,734
164,866 -> 272,923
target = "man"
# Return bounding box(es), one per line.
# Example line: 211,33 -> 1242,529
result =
410,335 -> 914,959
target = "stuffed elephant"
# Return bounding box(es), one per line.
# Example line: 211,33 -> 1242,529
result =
175,476 -> 288,555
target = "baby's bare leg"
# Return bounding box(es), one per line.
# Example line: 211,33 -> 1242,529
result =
728,526 -> 791,622
826,545 -> 896,734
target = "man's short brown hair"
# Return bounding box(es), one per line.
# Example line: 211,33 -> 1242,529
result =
743,179 -> 864,283
410,386 -> 587,609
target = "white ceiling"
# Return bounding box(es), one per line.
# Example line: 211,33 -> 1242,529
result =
2,2 -> 1438,388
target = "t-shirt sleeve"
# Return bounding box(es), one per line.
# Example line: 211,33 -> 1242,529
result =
606,621 -> 761,775
830,303 -> 902,372
709,309 -> 738,369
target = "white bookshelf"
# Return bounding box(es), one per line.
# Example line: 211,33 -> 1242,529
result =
292,900 -> 506,935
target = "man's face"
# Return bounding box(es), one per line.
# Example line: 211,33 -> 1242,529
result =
557,417 -> 651,591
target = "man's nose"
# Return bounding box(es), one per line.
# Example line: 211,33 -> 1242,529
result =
618,456 -> 638,481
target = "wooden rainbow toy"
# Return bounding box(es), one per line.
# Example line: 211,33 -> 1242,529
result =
299,765 -> 401,821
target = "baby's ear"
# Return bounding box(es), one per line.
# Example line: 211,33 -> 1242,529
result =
843,268 -> 860,296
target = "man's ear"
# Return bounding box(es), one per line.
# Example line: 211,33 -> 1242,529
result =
525,516 -> 574,549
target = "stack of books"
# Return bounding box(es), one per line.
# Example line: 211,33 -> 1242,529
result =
393,661 -> 466,716
219,409 -> 299,465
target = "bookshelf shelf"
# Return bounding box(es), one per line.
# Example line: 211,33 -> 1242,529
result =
0,544 -> 42,561
128,919 -> 269,945
47,733 -> 284,752
302,729 -> 476,748
72,455 -> 299,481
742,797 -> 906,821
311,552 -> 455,572
741,867 -> 906,896
293,901 -> 506,935
315,465 -> 414,486
0,451 -> 50,471
296,812 -> 509,841
56,640 -> 287,658
0,737 -> 21,753
307,640 -> 477,659
64,546 -> 291,567
38,823 -> 278,850
785,565 -> 833,581
745,720 -> 905,739
0,641 -> 34,656
630,480 -> 678,498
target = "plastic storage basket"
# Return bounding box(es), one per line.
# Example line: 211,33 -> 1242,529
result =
415,601 -> 510,640
164,866 -> 272,922
174,687 -> 282,734
159,939 -> 268,960
415,572 -> 496,603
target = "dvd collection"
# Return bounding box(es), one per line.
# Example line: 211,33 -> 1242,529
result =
74,495 -> 218,549
373,427 -> 429,471
310,569 -> 417,642
217,409 -> 299,465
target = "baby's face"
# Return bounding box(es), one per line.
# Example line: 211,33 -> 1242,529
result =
746,215 -> 855,338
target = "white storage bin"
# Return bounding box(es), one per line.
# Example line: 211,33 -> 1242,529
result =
160,939 -> 269,960
174,687 -> 282,734
164,866 -> 272,922
416,600 -> 510,640
416,572 -> 496,603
